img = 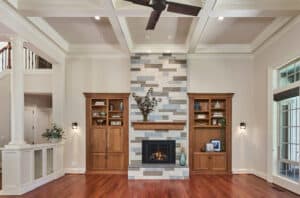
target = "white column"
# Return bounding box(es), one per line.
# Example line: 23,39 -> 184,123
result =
8,37 -> 27,146
52,63 -> 65,127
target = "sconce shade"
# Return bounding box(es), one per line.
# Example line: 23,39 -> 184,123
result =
240,122 -> 246,129
72,122 -> 78,130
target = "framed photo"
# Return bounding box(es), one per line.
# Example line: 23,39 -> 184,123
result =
210,139 -> 221,152
206,143 -> 214,152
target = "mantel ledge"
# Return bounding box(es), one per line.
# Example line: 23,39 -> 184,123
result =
132,121 -> 186,130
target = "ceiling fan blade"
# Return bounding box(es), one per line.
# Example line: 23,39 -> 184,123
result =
124,0 -> 151,6
166,2 -> 201,16
146,10 -> 162,30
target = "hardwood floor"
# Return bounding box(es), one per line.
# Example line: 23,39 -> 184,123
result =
1,174 -> 299,198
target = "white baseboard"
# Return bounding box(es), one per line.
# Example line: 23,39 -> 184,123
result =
0,171 -> 64,196
232,168 -> 252,174
64,168 -> 85,174
252,169 -> 268,181
232,168 -> 268,181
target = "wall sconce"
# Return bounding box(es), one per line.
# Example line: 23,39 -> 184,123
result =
72,122 -> 78,130
240,122 -> 246,130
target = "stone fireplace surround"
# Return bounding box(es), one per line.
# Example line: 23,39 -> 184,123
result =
129,54 -> 189,179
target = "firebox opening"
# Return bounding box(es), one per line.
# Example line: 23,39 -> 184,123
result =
142,140 -> 176,164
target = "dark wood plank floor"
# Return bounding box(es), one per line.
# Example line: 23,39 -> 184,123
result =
1,174 -> 299,198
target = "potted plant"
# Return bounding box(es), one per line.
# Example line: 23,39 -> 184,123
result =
42,124 -> 64,143
132,88 -> 161,121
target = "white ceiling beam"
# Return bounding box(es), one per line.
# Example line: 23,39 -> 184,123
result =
212,0 -> 300,17
188,0 -> 216,53
210,9 -> 300,18
215,0 -> 300,10
28,17 -> 69,52
115,8 -> 196,17
132,44 -> 188,54
113,0 -> 203,9
195,44 -> 253,54
118,17 -> 133,51
17,8 -> 111,17
104,0 -> 129,53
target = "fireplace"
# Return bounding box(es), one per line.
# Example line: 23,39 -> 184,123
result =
142,140 -> 176,164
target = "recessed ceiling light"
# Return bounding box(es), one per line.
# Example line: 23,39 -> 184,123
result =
218,16 -> 224,21
94,16 -> 101,20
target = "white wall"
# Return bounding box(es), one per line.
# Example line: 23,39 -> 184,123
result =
64,56 -> 130,171
253,16 -> 300,179
24,72 -> 52,94
0,73 -> 10,147
64,54 -> 256,173
188,54 -> 255,172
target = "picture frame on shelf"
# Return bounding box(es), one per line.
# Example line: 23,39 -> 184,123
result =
206,143 -> 214,152
211,139 -> 221,152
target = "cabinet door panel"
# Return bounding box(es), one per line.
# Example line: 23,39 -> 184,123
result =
91,153 -> 106,169
107,153 -> 124,170
91,128 -> 106,152
193,154 -> 210,170
211,154 -> 226,171
107,127 -> 123,153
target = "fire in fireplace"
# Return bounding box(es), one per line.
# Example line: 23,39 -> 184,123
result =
142,140 -> 176,164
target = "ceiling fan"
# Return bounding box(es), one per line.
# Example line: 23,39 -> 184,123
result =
124,0 -> 201,30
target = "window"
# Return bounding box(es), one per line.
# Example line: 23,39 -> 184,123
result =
278,96 -> 300,181
279,59 -> 300,88
275,58 -> 300,182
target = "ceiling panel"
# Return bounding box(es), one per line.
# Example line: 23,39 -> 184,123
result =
44,17 -> 119,45
200,17 -> 275,44
126,17 -> 194,44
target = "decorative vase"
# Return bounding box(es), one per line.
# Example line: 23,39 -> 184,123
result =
119,101 -> 124,112
179,150 -> 186,166
180,152 -> 186,166
215,101 -> 221,109
142,113 -> 148,121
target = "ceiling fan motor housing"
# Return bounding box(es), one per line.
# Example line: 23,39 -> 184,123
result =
152,0 -> 166,11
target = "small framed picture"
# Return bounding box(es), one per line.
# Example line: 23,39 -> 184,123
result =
210,139 -> 221,152
206,143 -> 214,152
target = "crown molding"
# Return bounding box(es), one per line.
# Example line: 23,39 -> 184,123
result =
255,15 -> 300,55
67,44 -> 128,58
195,44 -> 253,54
131,44 -> 188,54
250,16 -> 291,52
188,53 -> 254,60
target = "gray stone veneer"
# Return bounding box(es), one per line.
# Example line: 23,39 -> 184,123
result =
129,54 -> 188,179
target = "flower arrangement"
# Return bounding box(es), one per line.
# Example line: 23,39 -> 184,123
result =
132,88 -> 161,121
42,124 -> 64,143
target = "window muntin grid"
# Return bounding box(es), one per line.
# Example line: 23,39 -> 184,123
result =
279,60 -> 300,88
278,96 -> 300,182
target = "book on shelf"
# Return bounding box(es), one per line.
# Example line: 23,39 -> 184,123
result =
94,101 -> 105,106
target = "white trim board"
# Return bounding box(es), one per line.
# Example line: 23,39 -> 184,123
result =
64,168 -> 86,174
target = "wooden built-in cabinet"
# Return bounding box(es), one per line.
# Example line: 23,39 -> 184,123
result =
84,93 -> 129,174
188,93 -> 233,174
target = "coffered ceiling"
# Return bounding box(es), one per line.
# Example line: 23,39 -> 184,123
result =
3,0 -> 300,54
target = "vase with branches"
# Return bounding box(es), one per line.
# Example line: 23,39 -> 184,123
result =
132,88 -> 161,121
